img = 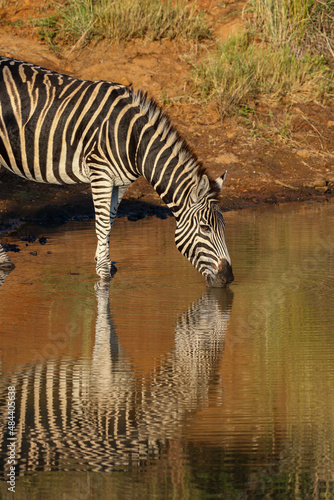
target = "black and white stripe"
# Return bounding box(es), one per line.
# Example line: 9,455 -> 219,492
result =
0,283 -> 233,475
0,57 -> 233,286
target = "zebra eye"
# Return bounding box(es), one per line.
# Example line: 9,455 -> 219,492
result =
200,224 -> 211,234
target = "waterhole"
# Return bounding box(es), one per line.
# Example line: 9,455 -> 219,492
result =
0,200 -> 333,499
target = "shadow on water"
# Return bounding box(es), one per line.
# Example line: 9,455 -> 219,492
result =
0,280 -> 234,496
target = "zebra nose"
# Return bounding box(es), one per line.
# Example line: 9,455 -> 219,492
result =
218,259 -> 234,284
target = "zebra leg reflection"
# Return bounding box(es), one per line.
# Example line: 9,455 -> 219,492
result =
0,243 -> 15,270
0,267 -> 13,289
0,285 -> 233,475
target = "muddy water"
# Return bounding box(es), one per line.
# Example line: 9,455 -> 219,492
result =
0,200 -> 333,499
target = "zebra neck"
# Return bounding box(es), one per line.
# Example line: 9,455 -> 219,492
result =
136,129 -> 200,216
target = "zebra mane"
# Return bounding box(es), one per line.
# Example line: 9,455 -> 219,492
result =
131,89 -> 221,199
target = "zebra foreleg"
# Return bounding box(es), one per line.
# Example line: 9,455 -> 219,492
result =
0,244 -> 15,270
91,179 -> 126,281
91,182 -> 114,280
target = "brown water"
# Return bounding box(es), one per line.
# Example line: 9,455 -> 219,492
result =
0,200 -> 333,499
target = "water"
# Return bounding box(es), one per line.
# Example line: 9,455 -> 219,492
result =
0,200 -> 333,499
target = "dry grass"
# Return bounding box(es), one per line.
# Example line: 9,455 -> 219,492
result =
249,0 -> 334,60
52,0 -> 211,45
191,33 -> 333,117
191,1 -> 333,118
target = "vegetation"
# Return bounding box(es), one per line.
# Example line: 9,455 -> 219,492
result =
192,32 -> 332,117
32,0 -> 333,139
191,0 -> 333,118
250,0 -> 334,55
47,0 -> 211,45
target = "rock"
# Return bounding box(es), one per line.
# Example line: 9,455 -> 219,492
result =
313,178 -> 327,187
297,150 -> 311,159
3,243 -> 20,253
304,178 -> 326,188
315,186 -> 329,193
213,153 -> 238,165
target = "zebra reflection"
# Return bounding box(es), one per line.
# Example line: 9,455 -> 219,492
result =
0,267 -> 12,290
0,283 -> 233,476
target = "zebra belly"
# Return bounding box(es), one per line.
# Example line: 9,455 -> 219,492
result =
0,133 -> 90,185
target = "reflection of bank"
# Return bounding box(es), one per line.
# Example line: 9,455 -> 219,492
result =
0,281 -> 233,476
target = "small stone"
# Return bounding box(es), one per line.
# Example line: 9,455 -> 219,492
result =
213,153 -> 238,165
304,178 -> 326,188
296,150 -> 311,159
315,186 -> 329,193
313,178 -> 327,187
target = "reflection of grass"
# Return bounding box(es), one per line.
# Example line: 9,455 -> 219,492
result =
42,0 -> 211,47
227,204 -> 334,496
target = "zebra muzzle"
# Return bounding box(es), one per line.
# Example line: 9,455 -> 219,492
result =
205,259 -> 234,287
218,258 -> 234,284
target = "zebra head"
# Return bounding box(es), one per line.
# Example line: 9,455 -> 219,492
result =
174,171 -> 234,287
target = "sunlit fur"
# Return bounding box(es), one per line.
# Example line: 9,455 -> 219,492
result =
174,185 -> 232,287
0,57 -> 233,285
133,93 -> 233,286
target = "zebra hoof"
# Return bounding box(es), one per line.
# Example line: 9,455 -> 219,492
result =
96,262 -> 118,281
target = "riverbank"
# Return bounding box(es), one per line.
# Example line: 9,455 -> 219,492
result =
0,0 -> 333,232
1,164 -> 333,233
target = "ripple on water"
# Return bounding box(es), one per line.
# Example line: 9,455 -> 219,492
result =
0,201 -> 333,498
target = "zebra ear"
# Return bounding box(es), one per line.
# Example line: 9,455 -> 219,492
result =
192,174 -> 210,202
215,171 -> 227,191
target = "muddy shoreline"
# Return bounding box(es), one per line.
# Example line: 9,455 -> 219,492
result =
1,167 -> 333,241
0,0 -> 333,241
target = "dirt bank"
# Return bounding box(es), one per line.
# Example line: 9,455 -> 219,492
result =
0,0 -> 333,229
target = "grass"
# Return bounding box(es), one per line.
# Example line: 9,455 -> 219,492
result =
249,0 -> 334,58
46,0 -> 211,46
191,33 -> 333,117
249,0 -> 317,47
31,0 -> 333,145
191,0 -> 333,119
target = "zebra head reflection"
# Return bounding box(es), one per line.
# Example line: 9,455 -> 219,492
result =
0,282 -> 233,476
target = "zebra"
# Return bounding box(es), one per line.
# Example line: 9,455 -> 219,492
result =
0,57 -> 234,286
0,268 -> 12,290
0,244 -> 14,270
0,283 -> 233,477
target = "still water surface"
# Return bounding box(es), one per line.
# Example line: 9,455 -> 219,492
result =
0,200 -> 333,499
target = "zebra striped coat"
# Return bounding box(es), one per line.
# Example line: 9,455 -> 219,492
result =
0,57 -> 233,286
0,283 -> 233,476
